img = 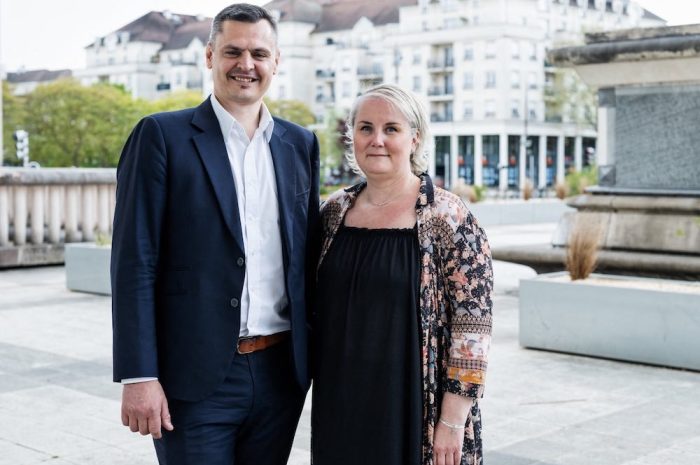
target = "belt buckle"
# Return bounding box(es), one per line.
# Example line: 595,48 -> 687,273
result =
237,336 -> 255,355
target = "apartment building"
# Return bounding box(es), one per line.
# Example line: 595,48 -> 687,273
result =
73,11 -> 210,100
266,0 -> 664,191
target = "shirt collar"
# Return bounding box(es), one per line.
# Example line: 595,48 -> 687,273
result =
210,94 -> 275,143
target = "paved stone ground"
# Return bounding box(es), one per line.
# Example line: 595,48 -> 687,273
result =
1,223 -> 699,464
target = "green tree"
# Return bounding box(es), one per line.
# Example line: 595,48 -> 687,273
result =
2,81 -> 27,166
23,79 -> 141,167
147,90 -> 204,114
315,109 -> 348,184
544,67 -> 597,130
264,98 -> 314,127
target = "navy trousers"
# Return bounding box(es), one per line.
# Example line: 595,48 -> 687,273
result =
154,341 -> 306,465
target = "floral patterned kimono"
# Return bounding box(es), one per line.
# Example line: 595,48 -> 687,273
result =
318,173 -> 493,465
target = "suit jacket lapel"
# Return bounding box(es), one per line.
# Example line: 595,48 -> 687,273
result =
269,123 -> 296,264
191,99 -> 245,253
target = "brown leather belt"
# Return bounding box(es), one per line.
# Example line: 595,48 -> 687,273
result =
237,331 -> 290,354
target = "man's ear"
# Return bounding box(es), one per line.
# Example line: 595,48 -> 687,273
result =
205,44 -> 214,69
273,50 -> 280,74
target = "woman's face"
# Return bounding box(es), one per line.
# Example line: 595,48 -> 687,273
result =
352,96 -> 419,179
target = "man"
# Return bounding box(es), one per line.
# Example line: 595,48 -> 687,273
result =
111,4 -> 319,464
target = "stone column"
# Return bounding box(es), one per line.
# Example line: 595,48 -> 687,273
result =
13,186 -> 28,246
81,185 -> 97,242
0,186 -> 9,246
30,186 -> 45,244
518,135 -> 527,191
498,134 -> 508,193
556,135 -> 565,184
474,134 -> 483,186
449,134 -> 459,190
48,186 -> 61,244
65,185 -> 80,243
538,135 -> 547,189
98,185 -> 111,236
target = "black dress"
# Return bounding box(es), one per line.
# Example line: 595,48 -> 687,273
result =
312,224 -> 422,465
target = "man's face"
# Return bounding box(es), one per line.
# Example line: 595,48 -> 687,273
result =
206,20 -> 279,109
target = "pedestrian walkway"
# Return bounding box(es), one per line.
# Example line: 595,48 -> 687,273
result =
1,223 -> 698,464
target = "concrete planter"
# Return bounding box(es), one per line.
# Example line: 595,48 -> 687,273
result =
468,199 -> 572,227
65,243 -> 112,295
519,272 -> 700,371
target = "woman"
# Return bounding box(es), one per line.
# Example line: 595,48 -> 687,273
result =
313,84 -> 493,465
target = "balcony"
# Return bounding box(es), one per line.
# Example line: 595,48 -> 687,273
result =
427,85 -> 454,100
430,113 -> 453,122
315,69 -> 335,80
357,64 -> 383,78
427,57 -> 455,72
315,94 -> 335,103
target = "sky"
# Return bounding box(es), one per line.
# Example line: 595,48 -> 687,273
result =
1,0 -> 700,72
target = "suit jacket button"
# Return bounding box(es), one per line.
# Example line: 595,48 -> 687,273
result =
230,298 -> 239,308
237,257 -> 245,267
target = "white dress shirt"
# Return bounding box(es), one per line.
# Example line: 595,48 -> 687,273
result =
121,97 -> 290,384
210,94 -> 289,337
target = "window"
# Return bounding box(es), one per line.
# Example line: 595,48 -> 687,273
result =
485,41 -> 496,59
511,41 -> 520,59
342,82 -> 351,98
463,101 -> 473,120
413,52 -> 421,65
485,100 -> 496,118
278,85 -> 286,99
510,71 -> 520,89
529,72 -> 537,89
511,100 -> 520,119
485,71 -> 496,89
463,47 -> 474,60
529,101 -> 537,120
413,76 -> 422,92
526,42 -> 537,61
463,72 -> 474,90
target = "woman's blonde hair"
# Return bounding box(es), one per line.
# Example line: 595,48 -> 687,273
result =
344,84 -> 431,177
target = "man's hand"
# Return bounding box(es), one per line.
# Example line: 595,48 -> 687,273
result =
121,380 -> 174,439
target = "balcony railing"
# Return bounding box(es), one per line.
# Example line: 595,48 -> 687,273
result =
427,57 -> 455,70
0,168 -> 116,248
430,113 -> 453,122
315,94 -> 335,103
315,69 -> 335,79
428,86 -> 454,96
357,64 -> 383,77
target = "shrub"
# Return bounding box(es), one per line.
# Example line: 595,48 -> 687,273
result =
450,178 -> 482,203
522,179 -> 534,201
565,165 -> 597,196
566,215 -> 603,280
554,181 -> 568,200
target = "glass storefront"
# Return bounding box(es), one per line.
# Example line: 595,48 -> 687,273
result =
546,136 -> 558,186
482,135 -> 500,187
507,135 -> 520,189
434,136 -> 451,188
457,136 -> 475,185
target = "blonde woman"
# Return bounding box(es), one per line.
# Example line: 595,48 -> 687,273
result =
313,84 -> 493,465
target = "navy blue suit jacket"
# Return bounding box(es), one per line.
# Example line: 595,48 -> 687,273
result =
111,98 -> 320,402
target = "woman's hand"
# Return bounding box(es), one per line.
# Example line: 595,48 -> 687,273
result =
433,392 -> 474,465
433,419 -> 465,465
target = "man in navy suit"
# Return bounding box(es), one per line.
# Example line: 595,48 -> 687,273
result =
111,4 -> 319,464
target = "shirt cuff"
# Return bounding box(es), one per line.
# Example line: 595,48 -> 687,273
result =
121,377 -> 158,384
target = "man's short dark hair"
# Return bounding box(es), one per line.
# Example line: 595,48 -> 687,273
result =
209,3 -> 278,46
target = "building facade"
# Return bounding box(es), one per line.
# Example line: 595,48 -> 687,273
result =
73,11 -> 210,101
265,0 -> 664,191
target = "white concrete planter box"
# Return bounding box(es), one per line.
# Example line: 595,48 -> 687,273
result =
519,272 -> 700,371
468,199 -> 572,227
65,243 -> 112,295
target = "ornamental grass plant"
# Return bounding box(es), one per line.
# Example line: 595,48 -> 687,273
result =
566,216 -> 603,280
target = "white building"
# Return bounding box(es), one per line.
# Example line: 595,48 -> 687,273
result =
73,11 -> 210,100
265,0 -> 665,191
5,69 -> 72,96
